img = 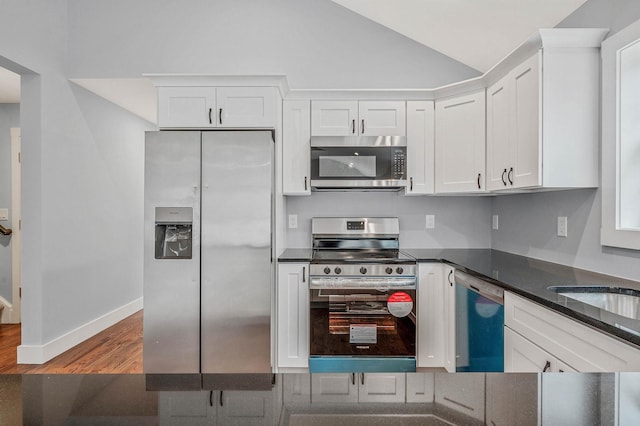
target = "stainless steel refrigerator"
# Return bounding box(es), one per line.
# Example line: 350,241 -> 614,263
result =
143,130 -> 273,375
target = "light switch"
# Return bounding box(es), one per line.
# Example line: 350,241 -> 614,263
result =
0,208 -> 8,221
425,215 -> 435,229
288,214 -> 298,229
492,215 -> 499,230
557,216 -> 568,237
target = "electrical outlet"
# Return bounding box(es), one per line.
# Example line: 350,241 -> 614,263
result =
0,208 -> 8,221
425,215 -> 435,229
288,214 -> 298,229
492,215 -> 499,230
557,216 -> 568,237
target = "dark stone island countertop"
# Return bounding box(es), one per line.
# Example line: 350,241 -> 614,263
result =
278,248 -> 640,348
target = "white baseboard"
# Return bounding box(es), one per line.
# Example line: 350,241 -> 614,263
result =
0,295 -> 13,324
17,297 -> 143,365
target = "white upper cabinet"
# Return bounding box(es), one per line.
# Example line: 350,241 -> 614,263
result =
486,30 -> 604,191
158,87 -> 217,129
487,53 -> 541,191
158,86 -> 276,129
282,100 -> 311,196
434,91 -> 486,193
405,101 -> 435,195
311,100 -> 405,136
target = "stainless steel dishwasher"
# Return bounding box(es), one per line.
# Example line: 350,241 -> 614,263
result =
454,270 -> 504,372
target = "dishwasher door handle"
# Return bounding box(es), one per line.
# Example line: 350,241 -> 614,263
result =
454,270 -> 504,305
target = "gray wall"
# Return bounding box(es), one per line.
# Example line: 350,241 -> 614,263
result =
67,0 -> 480,88
491,0 -> 640,282
286,193 -> 492,249
0,103 -> 19,304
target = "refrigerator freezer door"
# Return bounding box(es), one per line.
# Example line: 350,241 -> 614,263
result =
201,131 -> 273,374
144,131 -> 201,373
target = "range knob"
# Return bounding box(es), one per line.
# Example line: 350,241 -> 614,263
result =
385,267 -> 393,274
323,267 -> 331,274
360,267 -> 368,275
396,267 -> 404,274
334,267 -> 342,274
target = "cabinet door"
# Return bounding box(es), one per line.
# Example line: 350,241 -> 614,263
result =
311,373 -> 358,403
158,391 -> 216,425
216,87 -> 276,128
359,100 -> 406,136
443,266 -> 456,373
358,373 -> 406,403
282,100 -> 311,195
158,87 -> 217,128
511,52 -> 541,189
406,373 -> 435,403
311,100 -> 358,136
405,101 -> 435,195
486,76 -> 511,191
277,263 -> 309,368
217,390 -> 276,426
435,373 -> 485,421
434,91 -> 486,193
504,326 -> 555,373
417,263 -> 444,367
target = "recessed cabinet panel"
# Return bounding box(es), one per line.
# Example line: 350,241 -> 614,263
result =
277,263 -> 309,368
359,373 -> 406,403
435,91 -> 486,193
405,101 -> 435,195
217,87 -> 276,127
311,101 -> 358,136
359,101 -> 406,136
504,326 -> 555,372
417,263 -> 445,367
282,100 -> 311,195
486,78 -> 511,191
158,87 -> 216,129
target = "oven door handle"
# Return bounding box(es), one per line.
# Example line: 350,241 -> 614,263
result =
309,277 -> 416,290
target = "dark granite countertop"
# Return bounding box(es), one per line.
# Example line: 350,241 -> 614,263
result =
278,248 -> 640,348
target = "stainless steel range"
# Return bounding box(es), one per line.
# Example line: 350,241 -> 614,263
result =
308,217 -> 417,373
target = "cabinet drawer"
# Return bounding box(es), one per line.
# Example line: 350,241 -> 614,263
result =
505,291 -> 640,371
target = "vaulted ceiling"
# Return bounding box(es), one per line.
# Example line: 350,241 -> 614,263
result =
1,0 -> 589,122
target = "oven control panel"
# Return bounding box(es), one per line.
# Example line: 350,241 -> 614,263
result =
310,264 -> 416,277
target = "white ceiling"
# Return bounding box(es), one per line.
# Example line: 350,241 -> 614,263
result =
0,0 -> 588,120
332,0 -> 588,72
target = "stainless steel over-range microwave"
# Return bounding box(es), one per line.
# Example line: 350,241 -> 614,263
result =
310,136 -> 407,190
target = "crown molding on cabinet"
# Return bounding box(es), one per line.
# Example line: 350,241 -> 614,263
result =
144,74 -> 291,98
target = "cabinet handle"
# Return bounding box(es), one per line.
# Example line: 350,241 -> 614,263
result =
508,167 -> 514,185
302,267 -> 306,283
208,108 -> 213,125
304,176 -> 308,191
477,173 -> 481,189
410,177 -> 413,191
361,373 -> 365,385
501,168 -> 507,186
361,119 -> 365,134
209,390 -> 214,407
219,108 -> 223,125
351,372 -> 355,385
352,119 -> 356,134
542,361 -> 551,372
559,369 -> 565,373
219,390 -> 224,406
447,270 -> 453,286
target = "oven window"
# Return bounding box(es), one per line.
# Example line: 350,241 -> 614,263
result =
309,288 -> 416,357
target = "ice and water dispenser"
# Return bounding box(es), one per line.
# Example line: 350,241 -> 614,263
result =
154,207 -> 193,259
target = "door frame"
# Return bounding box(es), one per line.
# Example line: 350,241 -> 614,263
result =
10,127 -> 20,323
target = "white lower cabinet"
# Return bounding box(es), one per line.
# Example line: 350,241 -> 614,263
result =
217,390 -> 277,426
276,263 -> 309,369
158,391 -> 214,426
405,372 -> 435,403
504,291 -> 640,372
443,266 -> 456,373
310,373 -> 405,403
434,373 -> 485,421
417,263 -> 445,368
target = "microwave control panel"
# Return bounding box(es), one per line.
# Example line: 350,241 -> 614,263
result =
392,149 -> 406,179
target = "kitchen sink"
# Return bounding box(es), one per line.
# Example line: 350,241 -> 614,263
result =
547,286 -> 640,320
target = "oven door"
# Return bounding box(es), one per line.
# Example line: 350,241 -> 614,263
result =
308,277 -> 416,372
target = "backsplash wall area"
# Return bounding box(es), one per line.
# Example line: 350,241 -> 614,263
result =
285,192 -> 492,249
492,189 -> 640,282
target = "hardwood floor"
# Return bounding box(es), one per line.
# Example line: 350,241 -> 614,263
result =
0,310 -> 143,374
